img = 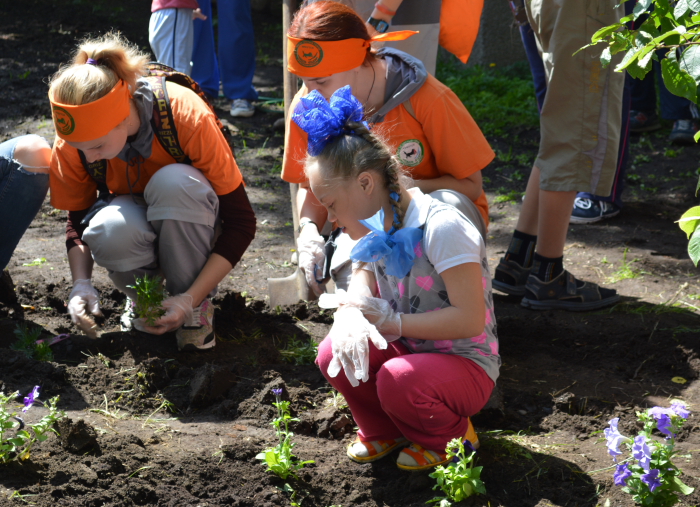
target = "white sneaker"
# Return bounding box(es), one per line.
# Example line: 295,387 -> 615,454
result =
120,297 -> 136,332
176,298 -> 216,351
230,99 -> 255,118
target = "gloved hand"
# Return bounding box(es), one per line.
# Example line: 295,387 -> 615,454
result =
297,234 -> 326,296
319,289 -> 402,341
68,279 -> 102,339
326,306 -> 387,387
134,294 -> 193,335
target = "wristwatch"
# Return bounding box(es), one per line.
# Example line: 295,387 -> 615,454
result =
367,17 -> 390,34
298,219 -> 318,234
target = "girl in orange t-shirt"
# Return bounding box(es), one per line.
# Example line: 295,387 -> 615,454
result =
283,1 -> 494,296
48,32 -> 255,350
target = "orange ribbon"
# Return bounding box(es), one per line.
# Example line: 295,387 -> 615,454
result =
49,80 -> 131,142
287,31 -> 418,77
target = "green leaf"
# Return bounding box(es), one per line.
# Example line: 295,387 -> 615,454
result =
592,23 -> 622,42
675,0 -> 690,18
690,0 -> 700,12
661,57 -> 697,103
690,227 -> 700,266
633,0 -> 652,20
601,47 -> 612,66
679,45 -> 700,84
669,475 -> 695,495
677,206 -> 700,238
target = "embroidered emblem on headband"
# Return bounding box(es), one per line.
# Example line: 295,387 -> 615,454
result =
294,40 -> 324,68
52,106 -> 76,136
397,139 -> 424,167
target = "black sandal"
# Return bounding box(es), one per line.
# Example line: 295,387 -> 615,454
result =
521,269 -> 619,311
492,257 -> 532,296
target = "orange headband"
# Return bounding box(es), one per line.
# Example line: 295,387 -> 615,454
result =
49,79 -> 131,142
287,31 -> 418,77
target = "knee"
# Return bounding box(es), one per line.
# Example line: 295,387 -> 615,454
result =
14,135 -> 51,174
316,336 -> 333,374
376,359 -> 405,407
83,204 -> 155,258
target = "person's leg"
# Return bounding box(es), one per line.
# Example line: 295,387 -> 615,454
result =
0,135 -> 50,269
143,164 -> 219,297
218,0 -> 258,109
316,336 -> 409,441
191,0 -> 220,98
150,8 -> 195,75
519,22 -> 547,111
376,353 -> 493,451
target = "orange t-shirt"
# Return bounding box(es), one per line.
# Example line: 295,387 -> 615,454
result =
282,73 -> 494,225
50,81 -> 242,211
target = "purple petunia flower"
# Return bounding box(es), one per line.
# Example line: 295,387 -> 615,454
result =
605,418 -> 629,460
656,414 -> 675,438
670,401 -> 690,419
633,435 -> 652,472
648,406 -> 673,419
614,463 -> 632,486
641,468 -> 662,492
22,386 -> 40,413
272,388 -> 283,397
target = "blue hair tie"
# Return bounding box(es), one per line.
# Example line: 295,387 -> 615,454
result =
292,85 -> 369,156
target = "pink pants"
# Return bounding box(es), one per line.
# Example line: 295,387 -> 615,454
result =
316,336 -> 494,451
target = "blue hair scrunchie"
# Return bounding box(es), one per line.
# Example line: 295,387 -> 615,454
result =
292,85 -> 369,156
350,207 -> 423,278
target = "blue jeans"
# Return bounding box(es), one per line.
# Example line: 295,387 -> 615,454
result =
0,136 -> 50,269
191,0 -> 258,101
519,22 -> 630,207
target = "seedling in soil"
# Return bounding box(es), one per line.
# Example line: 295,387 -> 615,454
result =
604,401 -> 694,507
0,386 -> 65,463
127,274 -> 166,325
256,388 -> 314,480
279,336 -> 318,365
608,248 -> 648,283
428,438 -> 486,506
11,323 -> 52,362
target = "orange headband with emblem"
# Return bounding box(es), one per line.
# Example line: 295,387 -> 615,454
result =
287,31 -> 418,77
49,79 -> 131,142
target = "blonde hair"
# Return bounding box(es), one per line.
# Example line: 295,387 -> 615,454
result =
305,123 -> 412,229
49,31 -> 149,105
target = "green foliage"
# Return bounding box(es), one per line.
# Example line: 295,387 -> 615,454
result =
22,258 -> 46,267
608,247 -> 649,283
588,0 -> 700,263
0,391 -> 65,463
11,323 -> 52,362
427,438 -> 486,506
256,392 -> 314,480
436,60 -> 539,136
127,275 -> 166,325
279,337 -> 318,365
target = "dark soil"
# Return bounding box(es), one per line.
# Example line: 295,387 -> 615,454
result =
1,1 -> 699,506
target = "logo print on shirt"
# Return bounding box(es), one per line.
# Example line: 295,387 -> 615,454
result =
52,106 -> 76,136
294,40 -> 323,68
397,139 -> 424,167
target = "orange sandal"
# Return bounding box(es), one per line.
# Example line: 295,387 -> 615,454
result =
397,417 -> 480,471
346,436 -> 408,463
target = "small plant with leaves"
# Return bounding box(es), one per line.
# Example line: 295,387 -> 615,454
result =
256,388 -> 314,480
428,438 -> 486,506
127,274 -> 166,325
604,401 -> 694,507
1,386 -> 66,463
279,337 -> 318,365
11,323 -> 53,362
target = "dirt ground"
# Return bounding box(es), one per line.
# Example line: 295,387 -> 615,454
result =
1,1 -> 699,506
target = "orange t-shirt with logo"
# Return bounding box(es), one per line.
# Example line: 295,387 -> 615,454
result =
282,73 -> 494,225
50,82 -> 242,211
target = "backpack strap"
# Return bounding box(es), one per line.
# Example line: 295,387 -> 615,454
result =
78,150 -> 109,195
147,74 -> 191,165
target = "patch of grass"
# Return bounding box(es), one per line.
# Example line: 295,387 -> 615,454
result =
493,189 -> 524,204
279,337 -> 317,365
607,247 -> 648,283
436,60 -> 539,136
604,302 -> 690,315
633,153 -> 651,165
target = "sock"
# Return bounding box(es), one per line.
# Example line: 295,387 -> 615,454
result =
531,253 -> 564,282
504,230 -> 537,268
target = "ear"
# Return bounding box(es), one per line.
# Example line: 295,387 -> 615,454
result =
357,171 -> 375,196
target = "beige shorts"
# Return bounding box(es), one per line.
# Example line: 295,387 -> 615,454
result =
526,0 -> 625,195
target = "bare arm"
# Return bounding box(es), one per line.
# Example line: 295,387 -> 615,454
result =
400,262 -> 485,340
185,253 -> 232,307
297,181 -> 329,239
413,172 -> 483,202
68,245 -> 94,282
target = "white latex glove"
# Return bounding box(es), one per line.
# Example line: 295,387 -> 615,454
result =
326,306 -> 387,387
319,289 -> 402,341
68,279 -> 101,339
134,294 -> 193,335
297,234 -> 326,296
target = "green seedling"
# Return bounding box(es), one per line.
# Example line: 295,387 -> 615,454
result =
22,258 -> 46,267
11,323 -> 52,362
279,337 -> 318,365
0,387 -> 65,463
428,438 -> 486,506
127,274 -> 166,325
608,248 -> 648,283
256,388 -> 314,479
